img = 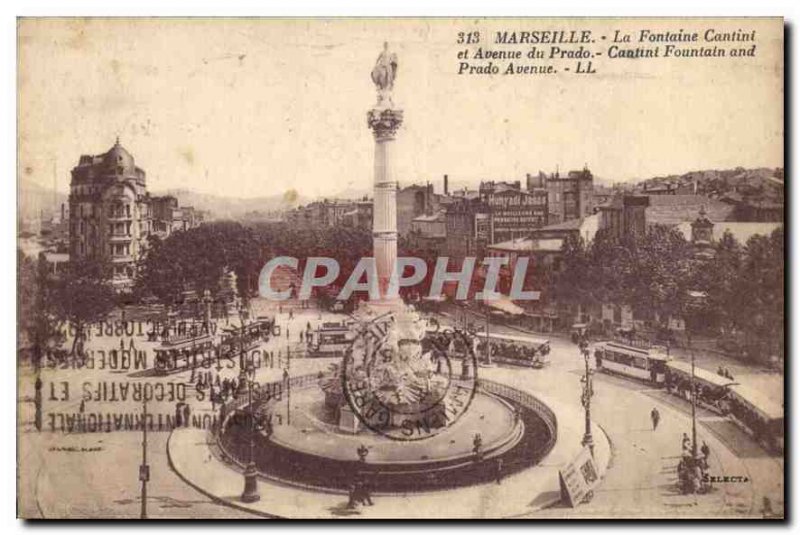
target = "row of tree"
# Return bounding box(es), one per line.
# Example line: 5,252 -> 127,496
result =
552,225 -> 784,360
133,221 -> 373,305
19,219 -> 782,363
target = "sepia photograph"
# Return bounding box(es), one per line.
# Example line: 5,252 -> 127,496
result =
15,16 -> 784,520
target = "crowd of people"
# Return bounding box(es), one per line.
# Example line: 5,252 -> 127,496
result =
677,433 -> 712,497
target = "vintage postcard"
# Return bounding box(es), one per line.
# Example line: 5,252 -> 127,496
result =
17,17 -> 784,519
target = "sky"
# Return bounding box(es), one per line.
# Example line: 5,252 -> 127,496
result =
18,18 -> 783,200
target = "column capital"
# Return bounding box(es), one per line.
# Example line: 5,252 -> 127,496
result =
367,108 -> 404,141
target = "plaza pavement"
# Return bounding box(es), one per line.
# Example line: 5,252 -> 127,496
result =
17,302 -> 784,518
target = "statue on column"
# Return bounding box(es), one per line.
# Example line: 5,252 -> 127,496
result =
371,42 -> 398,106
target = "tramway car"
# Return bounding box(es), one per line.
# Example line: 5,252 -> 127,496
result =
153,332 -> 215,375
594,339 -> 784,455
218,325 -> 263,358
664,360 -> 737,414
594,340 -> 670,383
308,322 -> 354,357
475,332 -> 551,368
728,384 -> 784,453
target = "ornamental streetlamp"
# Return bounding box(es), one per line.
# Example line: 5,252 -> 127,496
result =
283,367 -> 291,426
240,361 -> 260,503
237,307 -> 249,397
579,336 -> 595,458
139,397 -> 149,518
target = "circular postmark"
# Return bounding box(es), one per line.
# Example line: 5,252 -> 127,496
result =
342,313 -> 478,441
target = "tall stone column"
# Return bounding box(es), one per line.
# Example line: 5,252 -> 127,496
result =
367,43 -> 402,302
368,108 -> 403,300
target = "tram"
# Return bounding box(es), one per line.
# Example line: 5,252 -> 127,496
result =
728,384 -> 784,453
595,337 -> 784,455
153,332 -> 216,375
664,360 -> 737,414
308,321 -> 354,357
218,324 -> 264,358
594,340 -> 670,384
475,332 -> 551,368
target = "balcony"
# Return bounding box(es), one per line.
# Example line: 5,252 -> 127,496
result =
111,254 -> 134,263
108,233 -> 133,242
107,213 -> 133,221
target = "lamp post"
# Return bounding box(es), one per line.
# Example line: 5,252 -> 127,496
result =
485,309 -> 492,366
689,335 -> 698,460
203,289 -> 212,327
579,336 -> 595,458
283,368 -> 291,426
139,397 -> 149,519
240,361 -> 260,503
237,307 -> 249,397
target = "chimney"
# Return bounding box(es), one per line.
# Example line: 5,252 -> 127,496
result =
443,174 -> 449,195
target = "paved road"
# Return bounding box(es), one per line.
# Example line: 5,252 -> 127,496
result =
17,303 -> 784,518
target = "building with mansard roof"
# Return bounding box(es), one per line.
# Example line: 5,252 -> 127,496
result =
69,139 -> 201,291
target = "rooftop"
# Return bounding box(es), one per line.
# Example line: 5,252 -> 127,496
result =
645,195 -> 735,226
412,211 -> 446,223
488,236 -> 564,253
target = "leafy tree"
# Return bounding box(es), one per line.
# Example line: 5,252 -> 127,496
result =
553,233 -> 592,306
135,221 -> 373,307
689,230 -> 742,333
18,251 -> 65,366
558,225 -> 697,330
54,257 -> 116,355
734,228 -> 784,359
135,221 -> 266,306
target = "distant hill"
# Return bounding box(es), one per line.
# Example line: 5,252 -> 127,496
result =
635,167 -> 784,201
19,166 -> 783,224
152,188 -> 310,221
18,180 -> 68,222
17,181 -> 311,223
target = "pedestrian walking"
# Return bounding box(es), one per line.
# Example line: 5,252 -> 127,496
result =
495,457 -> 504,484
650,407 -> 660,431
682,432 -> 691,453
358,478 -> 373,506
347,481 -> 359,510
701,441 -> 710,461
